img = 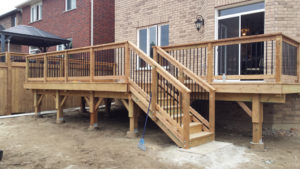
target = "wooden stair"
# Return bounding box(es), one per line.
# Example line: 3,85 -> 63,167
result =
127,42 -> 215,149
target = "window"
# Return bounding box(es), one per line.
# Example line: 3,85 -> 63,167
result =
56,44 -> 65,51
31,2 -> 42,22
66,0 -> 76,11
11,15 -> 17,27
57,38 -> 72,51
29,46 -> 41,54
137,24 -> 169,68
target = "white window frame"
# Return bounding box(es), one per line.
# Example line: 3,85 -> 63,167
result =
137,24 -> 169,70
56,44 -> 66,51
214,3 -> 265,80
30,2 -> 42,23
65,0 -> 77,11
29,46 -> 40,54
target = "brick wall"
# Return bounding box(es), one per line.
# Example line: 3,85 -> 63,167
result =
93,0 -> 115,45
115,0 -> 215,45
21,0 -> 91,52
115,0 -> 300,128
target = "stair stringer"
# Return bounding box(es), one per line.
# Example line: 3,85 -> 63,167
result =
129,86 -> 184,148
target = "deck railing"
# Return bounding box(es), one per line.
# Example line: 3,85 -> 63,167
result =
26,41 -> 193,147
0,52 -> 27,64
161,33 -> 300,83
26,42 -> 126,82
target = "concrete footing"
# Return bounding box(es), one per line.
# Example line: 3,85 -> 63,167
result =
250,142 -> 265,151
88,123 -> 99,131
126,131 -> 138,138
56,118 -> 65,124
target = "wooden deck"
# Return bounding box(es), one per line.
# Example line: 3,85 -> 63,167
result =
24,33 -> 300,150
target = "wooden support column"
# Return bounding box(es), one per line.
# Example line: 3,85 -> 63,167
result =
6,52 -> 12,115
251,94 -> 264,151
88,92 -> 98,130
182,92 -> 191,149
297,44 -> 300,83
126,98 -> 139,138
209,91 -> 215,134
55,91 -> 67,124
33,90 -> 43,117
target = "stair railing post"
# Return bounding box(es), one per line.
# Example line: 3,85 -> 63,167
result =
275,35 -> 283,83
125,42 -> 130,83
44,54 -> 47,82
182,91 -> 190,149
64,51 -> 68,82
25,55 -> 29,83
209,90 -> 215,134
90,47 -> 95,82
207,43 -> 213,84
151,47 -> 158,116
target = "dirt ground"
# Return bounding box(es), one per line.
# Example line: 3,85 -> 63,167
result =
0,104 -> 300,169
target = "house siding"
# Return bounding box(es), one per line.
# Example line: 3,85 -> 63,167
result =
115,0 -> 300,129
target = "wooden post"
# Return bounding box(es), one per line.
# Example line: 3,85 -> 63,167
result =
178,68 -> 184,84
297,44 -> 300,83
251,94 -> 264,151
275,35 -> 283,83
124,42 -> 130,82
25,56 -> 29,83
151,66 -> 157,116
6,52 -> 12,115
209,91 -> 215,134
152,48 -> 158,114
126,98 -> 138,138
88,92 -> 98,130
44,54 -> 48,82
33,90 -> 42,117
90,47 -> 95,82
182,92 -> 190,149
64,51 -> 68,82
55,91 -> 64,124
207,43 -> 214,84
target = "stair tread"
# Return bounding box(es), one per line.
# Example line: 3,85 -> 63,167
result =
190,132 -> 213,140
190,122 -> 202,127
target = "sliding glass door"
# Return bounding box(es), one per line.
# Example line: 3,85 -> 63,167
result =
216,2 -> 265,79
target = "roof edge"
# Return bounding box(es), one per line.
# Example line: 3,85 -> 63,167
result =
16,0 -> 42,9
0,9 -> 21,20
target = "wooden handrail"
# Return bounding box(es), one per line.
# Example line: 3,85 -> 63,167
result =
26,41 -> 128,59
155,46 -> 216,92
161,33 -> 299,50
128,41 -> 191,94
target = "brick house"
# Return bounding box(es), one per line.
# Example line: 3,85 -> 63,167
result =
16,0 -> 114,53
115,0 -> 300,130
0,9 -> 22,52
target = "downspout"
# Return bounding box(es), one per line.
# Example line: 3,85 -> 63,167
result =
91,0 -> 94,46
